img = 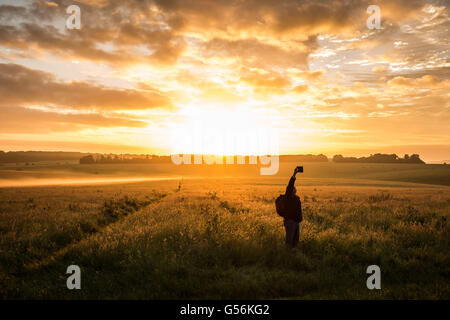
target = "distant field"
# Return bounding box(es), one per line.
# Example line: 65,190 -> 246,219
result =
0,163 -> 449,299
1,161 -> 449,187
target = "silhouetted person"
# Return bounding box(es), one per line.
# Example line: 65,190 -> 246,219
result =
283,167 -> 303,248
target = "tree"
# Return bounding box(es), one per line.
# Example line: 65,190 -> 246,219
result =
409,154 -> 425,164
79,155 -> 95,164
332,153 -> 425,164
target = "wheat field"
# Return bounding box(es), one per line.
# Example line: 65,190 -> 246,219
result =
0,163 -> 449,299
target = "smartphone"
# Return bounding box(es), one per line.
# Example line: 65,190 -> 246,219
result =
296,166 -> 303,173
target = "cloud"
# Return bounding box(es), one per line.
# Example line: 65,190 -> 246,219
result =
0,63 -> 172,111
153,0 -> 426,36
388,76 -> 416,87
0,106 -> 148,134
0,3 -> 185,65
0,5 -> 28,21
372,66 -> 387,74
239,68 -> 290,90
0,0 -> 433,69
388,75 -> 450,88
293,85 -> 308,93
203,37 -> 312,70
296,70 -> 325,81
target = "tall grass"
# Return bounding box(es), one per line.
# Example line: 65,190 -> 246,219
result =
0,179 -> 449,299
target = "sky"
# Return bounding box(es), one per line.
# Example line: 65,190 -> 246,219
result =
0,0 -> 449,161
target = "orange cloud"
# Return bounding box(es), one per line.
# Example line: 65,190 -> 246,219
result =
0,64 -> 172,111
0,106 -> 148,134
388,75 -> 449,88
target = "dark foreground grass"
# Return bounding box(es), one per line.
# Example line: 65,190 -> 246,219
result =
0,179 -> 449,299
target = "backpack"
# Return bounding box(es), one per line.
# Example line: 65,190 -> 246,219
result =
275,194 -> 286,217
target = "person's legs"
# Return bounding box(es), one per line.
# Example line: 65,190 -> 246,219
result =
284,219 -> 296,248
293,222 -> 300,247
283,219 -> 290,247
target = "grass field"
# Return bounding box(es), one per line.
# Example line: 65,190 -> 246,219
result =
0,162 -> 449,299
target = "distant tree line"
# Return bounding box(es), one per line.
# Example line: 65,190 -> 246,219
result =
79,154 -> 330,164
79,154 -> 172,164
0,151 -> 426,165
332,153 -> 425,164
0,151 -> 171,164
0,151 -> 88,163
279,154 -> 329,162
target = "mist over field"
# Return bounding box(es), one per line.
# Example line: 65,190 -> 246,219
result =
1,161 -> 449,187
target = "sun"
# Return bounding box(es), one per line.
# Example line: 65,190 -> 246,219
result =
170,103 -> 279,156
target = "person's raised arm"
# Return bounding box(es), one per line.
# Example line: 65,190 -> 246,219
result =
285,168 -> 297,195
